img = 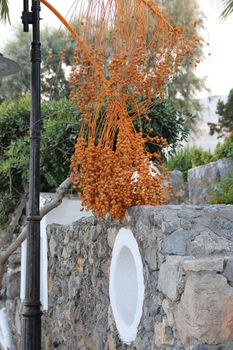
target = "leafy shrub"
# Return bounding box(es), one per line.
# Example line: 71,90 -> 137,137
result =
208,172 -> 233,204
165,148 -> 193,180
208,89 -> 233,137
0,94 -> 193,224
214,132 -> 233,160
0,193 -> 17,228
165,146 -> 214,180
133,98 -> 190,159
0,94 -> 82,227
189,147 -> 214,167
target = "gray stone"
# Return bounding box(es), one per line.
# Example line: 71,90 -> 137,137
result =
188,158 -> 233,205
162,299 -> 174,326
161,221 -> 178,235
167,170 -> 189,205
189,231 -> 233,256
162,229 -> 187,255
158,256 -> 185,301
145,245 -> 157,270
107,227 -> 118,249
183,256 -> 224,272
220,206 -> 233,221
175,273 -> 233,345
3,204 -> 233,350
180,219 -> 192,230
6,269 -> 20,299
68,275 -> 81,299
154,318 -> 174,347
177,208 -> 201,220
223,258 -> 233,282
49,235 -> 57,257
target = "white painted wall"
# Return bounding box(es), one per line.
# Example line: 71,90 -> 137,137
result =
20,193 -> 92,310
0,308 -> 13,350
109,228 -> 144,344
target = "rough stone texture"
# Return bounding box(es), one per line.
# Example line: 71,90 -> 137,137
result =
175,273 -> 233,345
183,256 -> 224,272
2,205 -> 233,350
188,157 -> 233,205
41,205 -> 233,350
168,170 -> 188,205
158,256 -> 185,302
223,258 -> 233,282
0,251 -> 22,350
162,229 -> 187,255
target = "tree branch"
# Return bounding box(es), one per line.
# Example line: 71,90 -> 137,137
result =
0,177 -> 72,289
0,193 -> 28,248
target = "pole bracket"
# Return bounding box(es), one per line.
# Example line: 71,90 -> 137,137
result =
22,11 -> 33,32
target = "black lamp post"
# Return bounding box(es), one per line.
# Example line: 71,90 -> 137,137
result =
21,0 -> 42,349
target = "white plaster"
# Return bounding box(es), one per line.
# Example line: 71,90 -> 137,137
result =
0,308 -> 13,350
20,193 -> 92,310
109,228 -> 144,344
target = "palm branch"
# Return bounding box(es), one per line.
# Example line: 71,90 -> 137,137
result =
0,0 -> 10,22
220,0 -> 233,20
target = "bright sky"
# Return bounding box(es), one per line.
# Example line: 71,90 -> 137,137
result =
0,0 -> 233,98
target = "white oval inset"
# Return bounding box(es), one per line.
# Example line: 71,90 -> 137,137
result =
109,228 -> 144,344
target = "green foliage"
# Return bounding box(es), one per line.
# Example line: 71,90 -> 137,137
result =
208,172 -> 233,204
0,95 -> 82,202
209,89 -> 233,137
159,0 -> 207,130
0,193 -> 17,228
134,99 -> 190,158
0,93 -> 192,224
0,0 -> 9,22
189,147 -> 214,167
165,146 -> 214,180
0,95 -> 30,202
214,132 -> 233,160
165,148 -> 193,180
220,0 -> 233,20
40,98 -> 82,191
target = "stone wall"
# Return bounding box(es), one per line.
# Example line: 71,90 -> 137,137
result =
42,205 -> 233,350
0,250 -> 22,350
167,158 -> 233,205
188,158 -> 233,205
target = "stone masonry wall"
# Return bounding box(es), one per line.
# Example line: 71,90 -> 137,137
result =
43,205 -> 233,350
188,157 -> 233,205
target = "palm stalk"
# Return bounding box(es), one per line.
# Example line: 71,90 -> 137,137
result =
220,0 -> 233,21
0,0 -> 10,22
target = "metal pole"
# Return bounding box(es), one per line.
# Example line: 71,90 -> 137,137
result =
22,0 -> 42,349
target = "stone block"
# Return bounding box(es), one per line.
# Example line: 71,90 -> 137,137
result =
167,170 -> 189,204
158,256 -> 185,301
188,158 -> 233,205
180,219 -> 192,230
175,273 -> 233,345
68,275 -> 81,299
162,229 -> 187,255
49,235 -> 57,257
145,245 -> 157,270
177,208 -> 201,220
154,318 -> 174,347
107,227 -> 118,249
162,299 -> 174,326
161,221 -> 179,235
189,231 -> 233,256
223,258 -> 233,282
183,256 -> 224,272
6,270 -> 20,299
